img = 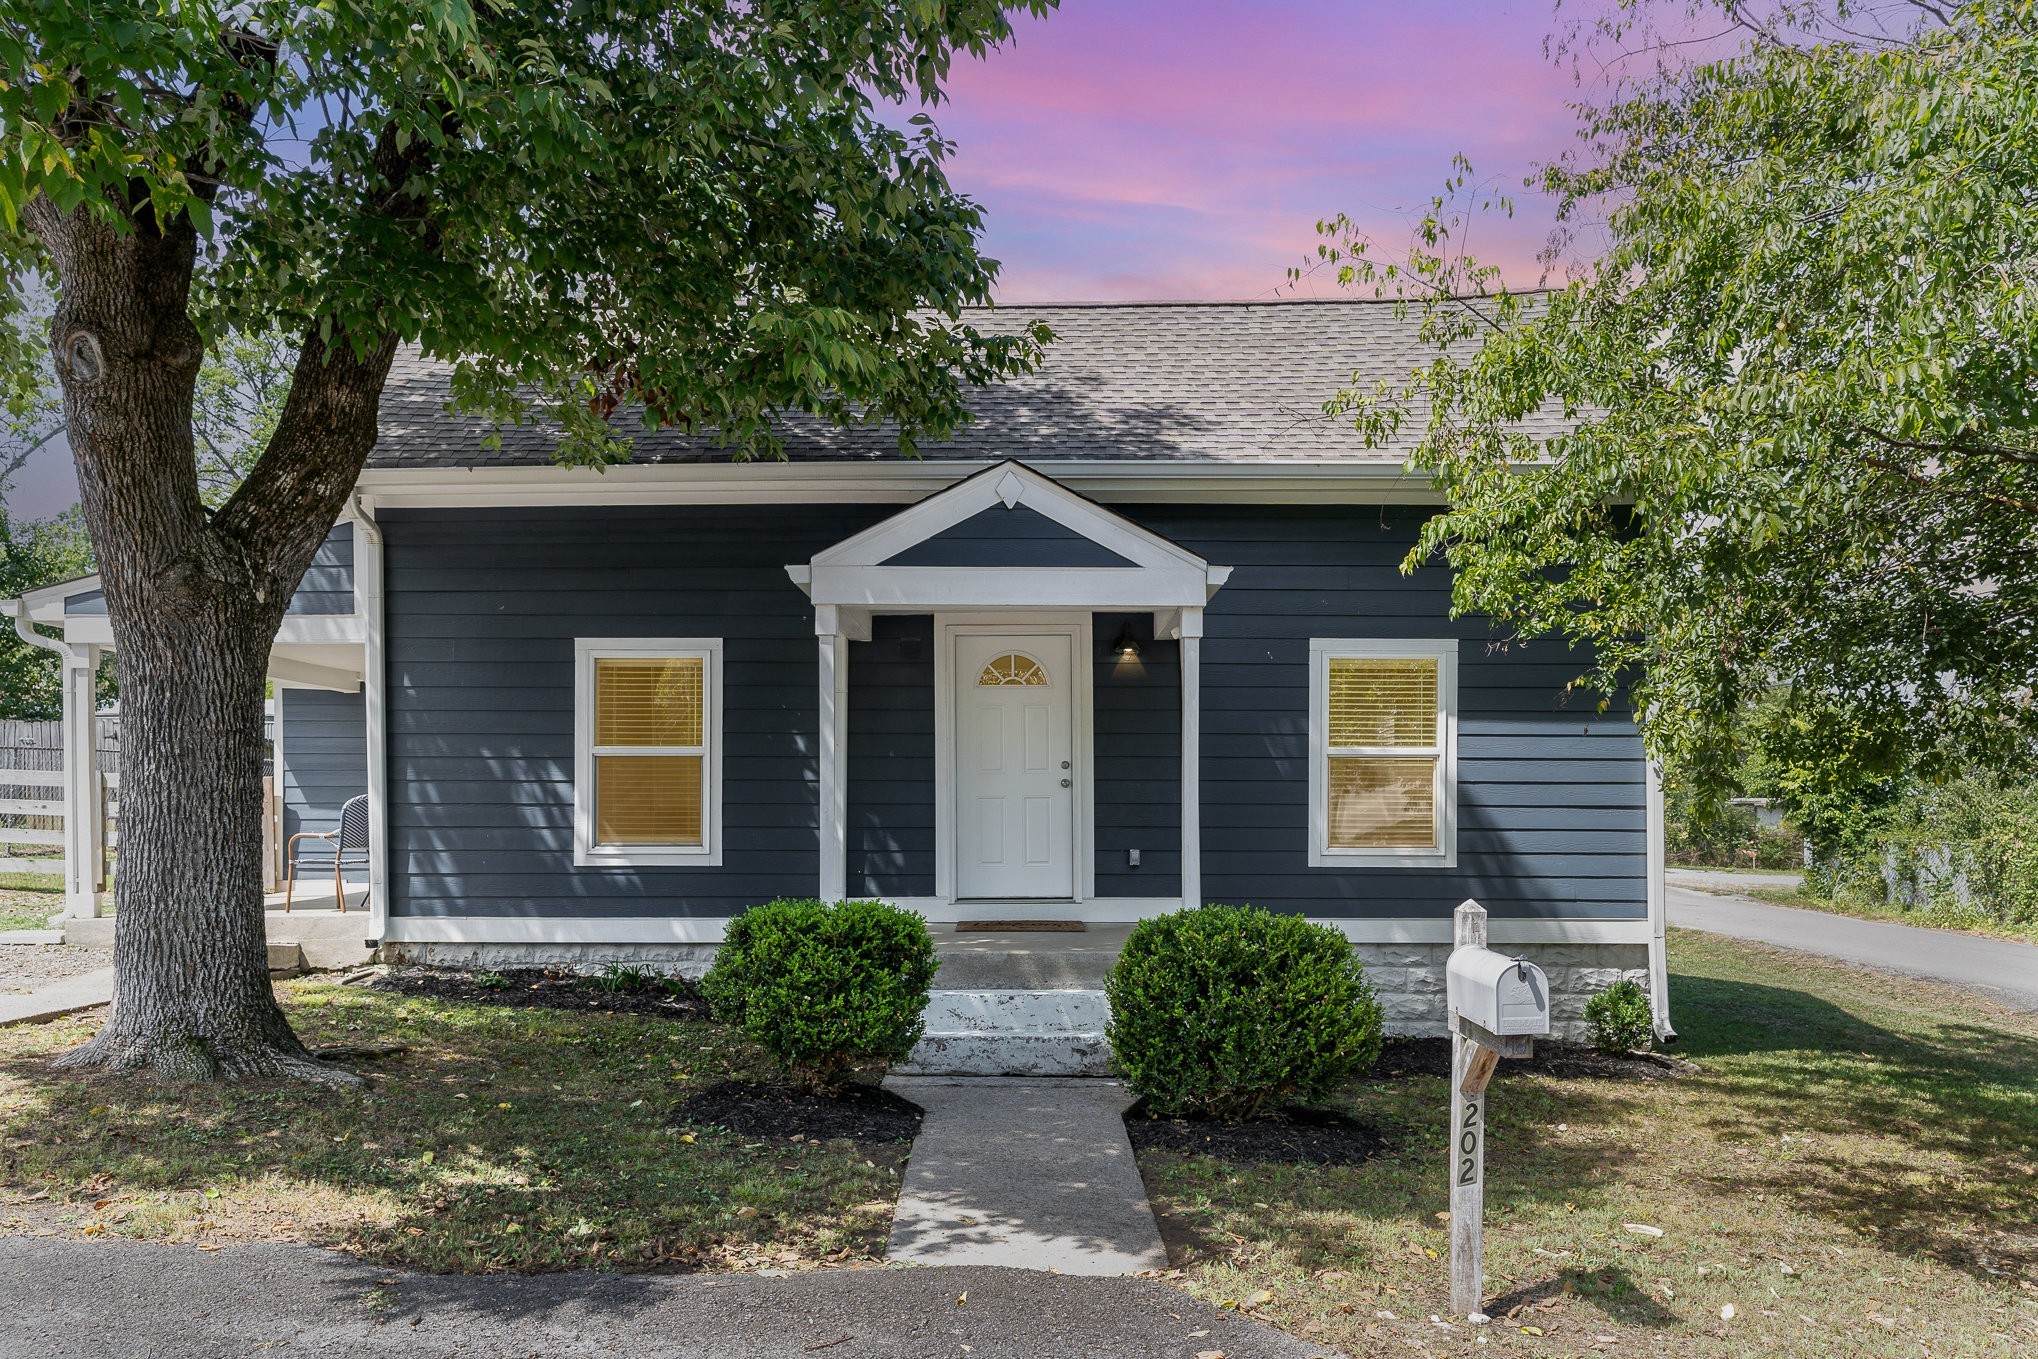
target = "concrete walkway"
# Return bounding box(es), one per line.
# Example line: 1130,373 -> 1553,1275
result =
0,966 -> 112,1026
0,1239 -> 1329,1359
885,1077 -> 1168,1276
1669,882 -> 2038,1013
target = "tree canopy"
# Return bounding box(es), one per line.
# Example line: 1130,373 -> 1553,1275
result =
2,0 -> 1048,462
0,0 -> 1053,1082
1317,0 -> 2038,828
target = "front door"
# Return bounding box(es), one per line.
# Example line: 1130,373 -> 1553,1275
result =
955,632 -> 1076,899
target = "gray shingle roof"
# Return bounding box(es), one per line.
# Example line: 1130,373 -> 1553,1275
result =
368,298 -> 1523,469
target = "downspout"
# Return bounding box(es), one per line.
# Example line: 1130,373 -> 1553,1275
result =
1645,756 -> 1677,1042
345,494 -> 389,952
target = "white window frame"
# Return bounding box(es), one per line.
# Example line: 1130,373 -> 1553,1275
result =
573,637 -> 725,868
1308,638 -> 1459,869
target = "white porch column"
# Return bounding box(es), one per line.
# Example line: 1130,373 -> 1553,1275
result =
815,605 -> 849,901
62,644 -> 103,919
353,498 -> 389,942
1178,607 -> 1203,911
1645,756 -> 1675,1040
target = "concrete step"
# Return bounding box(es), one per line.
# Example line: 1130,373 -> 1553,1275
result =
899,989 -> 1114,1077
268,941 -> 306,974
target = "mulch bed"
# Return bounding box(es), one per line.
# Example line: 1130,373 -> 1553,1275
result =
1365,1036 -> 1696,1082
679,1079 -> 924,1145
1124,1101 -> 1389,1166
365,966 -> 710,1021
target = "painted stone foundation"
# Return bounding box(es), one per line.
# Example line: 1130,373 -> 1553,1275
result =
1355,942 -> 1653,1043
377,938 -> 1653,1046
377,941 -> 719,977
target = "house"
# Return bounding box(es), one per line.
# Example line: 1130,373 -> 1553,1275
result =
4,300 -> 1669,1041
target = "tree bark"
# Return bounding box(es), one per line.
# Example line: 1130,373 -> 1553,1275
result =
28,193 -> 395,1084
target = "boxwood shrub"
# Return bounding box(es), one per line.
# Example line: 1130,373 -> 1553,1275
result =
702,898 -> 938,1093
1583,979 -> 1655,1055
1105,903 -> 1383,1121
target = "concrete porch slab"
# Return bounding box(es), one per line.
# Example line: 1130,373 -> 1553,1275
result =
63,888 -> 376,971
885,1076 -> 1167,1276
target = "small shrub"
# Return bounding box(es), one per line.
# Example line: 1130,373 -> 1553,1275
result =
701,899 -> 937,1093
590,963 -> 674,995
1583,980 -> 1654,1055
1105,904 -> 1383,1122
472,970 -> 510,992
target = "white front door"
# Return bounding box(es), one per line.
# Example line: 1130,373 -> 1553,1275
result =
955,633 -> 1076,899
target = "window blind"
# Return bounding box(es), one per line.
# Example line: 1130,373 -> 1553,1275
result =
593,656 -> 706,847
1325,656 -> 1441,850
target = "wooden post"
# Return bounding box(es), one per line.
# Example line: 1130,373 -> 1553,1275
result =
1450,898 -> 1490,1321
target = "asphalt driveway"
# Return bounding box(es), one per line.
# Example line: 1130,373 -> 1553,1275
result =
1668,875 -> 2038,1014
0,1238 -> 1335,1359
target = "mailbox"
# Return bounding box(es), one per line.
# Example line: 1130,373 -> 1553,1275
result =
1447,946 -> 1550,1037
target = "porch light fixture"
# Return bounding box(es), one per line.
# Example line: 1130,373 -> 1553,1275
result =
1112,624 -> 1143,660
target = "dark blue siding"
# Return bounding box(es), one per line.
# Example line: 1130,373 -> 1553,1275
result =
287,524 -> 355,615
280,687 -> 367,841
1093,612 -> 1181,897
846,615 -> 935,897
378,500 -> 1643,924
883,504 -> 1136,568
1128,504 -> 1645,921
382,505 -> 894,919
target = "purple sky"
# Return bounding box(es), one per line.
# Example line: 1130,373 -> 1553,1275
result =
4,0 -> 1584,520
935,0 -> 1583,301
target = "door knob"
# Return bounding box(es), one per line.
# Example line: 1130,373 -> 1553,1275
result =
1060,778 -> 1072,788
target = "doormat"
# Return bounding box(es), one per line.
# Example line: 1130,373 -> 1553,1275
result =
953,920 -> 1087,933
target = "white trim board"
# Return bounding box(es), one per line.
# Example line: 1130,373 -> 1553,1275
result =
376,911 -> 1651,947
352,459 -> 1450,509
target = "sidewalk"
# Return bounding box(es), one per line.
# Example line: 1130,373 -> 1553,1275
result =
885,1076 -> 1168,1276
0,966 -> 113,1026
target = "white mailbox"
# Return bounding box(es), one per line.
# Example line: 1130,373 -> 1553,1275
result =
1447,946 -> 1550,1037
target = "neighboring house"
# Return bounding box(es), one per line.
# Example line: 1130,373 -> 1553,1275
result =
2,300 -> 1669,1039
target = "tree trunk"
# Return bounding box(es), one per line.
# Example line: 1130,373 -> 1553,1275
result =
29,195 -> 392,1084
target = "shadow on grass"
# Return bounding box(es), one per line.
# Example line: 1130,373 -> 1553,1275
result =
0,981 -> 908,1278
1487,1264 -> 1679,1329
1666,954 -> 2038,1280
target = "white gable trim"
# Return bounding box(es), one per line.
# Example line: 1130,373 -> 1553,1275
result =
813,460 -> 1207,573
793,460 -> 1228,615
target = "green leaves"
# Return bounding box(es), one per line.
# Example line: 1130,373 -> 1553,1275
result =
2,0 -> 1053,466
1322,2 -> 2038,802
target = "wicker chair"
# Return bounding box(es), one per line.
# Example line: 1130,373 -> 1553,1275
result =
284,793 -> 369,912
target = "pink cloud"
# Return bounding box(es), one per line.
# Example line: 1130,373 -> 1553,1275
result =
913,0 -> 1588,301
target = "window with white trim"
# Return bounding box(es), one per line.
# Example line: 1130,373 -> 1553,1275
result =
574,639 -> 723,866
1308,639 -> 1458,867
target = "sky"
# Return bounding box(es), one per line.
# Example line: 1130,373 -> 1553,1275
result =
3,0 -> 1586,521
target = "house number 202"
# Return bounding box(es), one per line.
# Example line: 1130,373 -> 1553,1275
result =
1456,1098 -> 1483,1186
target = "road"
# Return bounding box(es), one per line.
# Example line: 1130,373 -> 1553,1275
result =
1667,872 -> 2038,1014
0,1238 -> 1331,1359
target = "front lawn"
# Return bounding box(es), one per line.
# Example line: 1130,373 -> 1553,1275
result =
1139,929 -> 2038,1357
0,975 -> 909,1272
0,872 -> 62,932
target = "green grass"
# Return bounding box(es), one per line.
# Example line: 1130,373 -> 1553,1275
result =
1138,929 -> 2038,1357
0,872 -> 62,932
1749,886 -> 2038,947
0,977 -> 907,1272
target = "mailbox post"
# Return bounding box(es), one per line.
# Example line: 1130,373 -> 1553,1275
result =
1445,899 -> 1549,1321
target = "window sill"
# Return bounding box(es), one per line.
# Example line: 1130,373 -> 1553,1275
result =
1308,848 -> 1457,870
574,846 -> 724,869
